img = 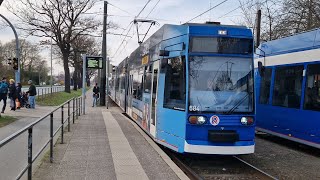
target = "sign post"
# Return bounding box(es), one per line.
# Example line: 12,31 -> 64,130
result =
83,55 -> 103,113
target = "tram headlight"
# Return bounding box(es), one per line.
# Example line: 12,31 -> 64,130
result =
189,116 -> 206,125
197,116 -> 206,125
240,117 -> 254,125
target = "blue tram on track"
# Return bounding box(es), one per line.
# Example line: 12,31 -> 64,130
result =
255,28 -> 320,148
109,23 -> 255,154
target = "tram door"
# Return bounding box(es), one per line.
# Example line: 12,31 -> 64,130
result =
150,61 -> 159,137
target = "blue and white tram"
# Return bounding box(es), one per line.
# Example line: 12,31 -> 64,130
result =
255,28 -> 320,148
110,23 -> 256,155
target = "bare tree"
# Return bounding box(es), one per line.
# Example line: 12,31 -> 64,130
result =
279,0 -> 320,36
6,0 -> 100,92
1,39 -> 46,83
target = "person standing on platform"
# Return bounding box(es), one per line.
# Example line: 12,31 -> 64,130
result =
0,77 -> 9,113
8,79 -> 17,111
92,83 -> 99,107
26,80 -> 37,109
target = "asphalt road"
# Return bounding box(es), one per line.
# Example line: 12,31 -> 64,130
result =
0,105 -> 75,180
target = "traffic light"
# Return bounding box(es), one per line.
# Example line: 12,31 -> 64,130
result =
13,58 -> 18,70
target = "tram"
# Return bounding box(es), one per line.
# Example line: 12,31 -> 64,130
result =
255,28 -> 320,148
109,23 -> 255,154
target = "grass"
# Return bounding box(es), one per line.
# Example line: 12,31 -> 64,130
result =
0,116 -> 17,128
37,89 -> 83,106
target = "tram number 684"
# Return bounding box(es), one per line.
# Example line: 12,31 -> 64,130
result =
189,106 -> 200,111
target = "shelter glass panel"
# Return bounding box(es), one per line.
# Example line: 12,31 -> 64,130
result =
272,65 -> 304,109
304,64 -> 320,111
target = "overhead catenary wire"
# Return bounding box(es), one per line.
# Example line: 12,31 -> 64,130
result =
115,0 -> 161,58
185,0 -> 229,23
111,0 -> 157,59
108,2 -> 134,16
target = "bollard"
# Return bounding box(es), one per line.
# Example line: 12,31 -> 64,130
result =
68,101 -> 70,132
73,98 -> 75,123
79,98 -> 81,116
50,113 -> 53,163
76,98 -> 78,119
37,89 -> 39,100
61,105 -> 64,144
42,89 -> 43,99
27,128 -> 33,180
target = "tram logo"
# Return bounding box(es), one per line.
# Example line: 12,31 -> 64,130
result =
210,115 -> 220,126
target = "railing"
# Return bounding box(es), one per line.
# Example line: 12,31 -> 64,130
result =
0,96 -> 83,180
36,86 -> 65,100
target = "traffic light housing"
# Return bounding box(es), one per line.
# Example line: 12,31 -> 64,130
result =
13,58 -> 18,70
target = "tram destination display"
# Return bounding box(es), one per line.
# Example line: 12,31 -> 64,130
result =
86,56 -> 103,69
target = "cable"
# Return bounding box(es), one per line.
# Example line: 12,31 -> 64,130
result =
185,0 -> 229,23
108,2 -> 134,16
145,0 -> 160,18
136,0 -> 153,18
111,0 -> 155,59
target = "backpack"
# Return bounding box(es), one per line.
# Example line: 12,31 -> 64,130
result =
0,82 -> 9,94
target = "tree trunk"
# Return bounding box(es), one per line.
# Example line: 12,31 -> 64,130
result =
63,53 -> 71,93
73,68 -> 78,91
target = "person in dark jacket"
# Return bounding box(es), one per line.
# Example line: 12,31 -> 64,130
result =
8,79 -> 17,111
26,80 -> 37,109
0,77 -> 9,113
92,83 -> 99,107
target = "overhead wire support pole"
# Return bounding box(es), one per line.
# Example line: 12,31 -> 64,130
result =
0,14 -> 20,83
101,1 -> 108,106
256,9 -> 262,49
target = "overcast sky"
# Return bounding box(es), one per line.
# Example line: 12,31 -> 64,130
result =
0,0 -> 247,74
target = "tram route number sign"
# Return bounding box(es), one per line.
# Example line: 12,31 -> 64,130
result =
86,56 -> 103,69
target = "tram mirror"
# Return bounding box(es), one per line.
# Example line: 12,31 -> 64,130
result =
258,61 -> 265,77
159,50 -> 170,56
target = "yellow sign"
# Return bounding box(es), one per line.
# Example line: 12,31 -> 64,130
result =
142,55 -> 149,65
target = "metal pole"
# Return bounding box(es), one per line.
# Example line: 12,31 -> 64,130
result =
76,98 -> 78,119
68,101 -> 70,132
27,128 -> 33,180
61,106 -> 64,144
107,57 -> 109,109
100,1 -> 108,106
50,113 -> 53,163
0,14 -> 20,83
50,34 -> 53,94
256,9 -> 261,49
73,98 -> 75,123
82,54 -> 86,114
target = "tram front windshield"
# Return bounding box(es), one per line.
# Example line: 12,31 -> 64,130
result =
189,56 -> 254,114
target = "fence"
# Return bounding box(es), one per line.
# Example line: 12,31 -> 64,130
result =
36,86 -> 65,100
0,96 -> 83,180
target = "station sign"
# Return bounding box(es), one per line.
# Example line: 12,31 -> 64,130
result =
86,56 -> 103,69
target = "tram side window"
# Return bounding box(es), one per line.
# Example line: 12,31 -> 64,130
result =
144,65 -> 152,93
304,64 -> 320,111
161,56 -> 186,110
132,69 -> 144,100
259,68 -> 272,104
115,74 -> 120,92
272,66 -> 304,109
120,75 -> 125,90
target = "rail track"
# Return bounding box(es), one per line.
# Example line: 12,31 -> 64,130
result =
164,148 -> 278,180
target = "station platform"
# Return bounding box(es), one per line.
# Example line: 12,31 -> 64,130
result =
33,95 -> 188,180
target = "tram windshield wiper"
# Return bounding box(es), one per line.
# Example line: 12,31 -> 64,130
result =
223,92 -> 252,114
